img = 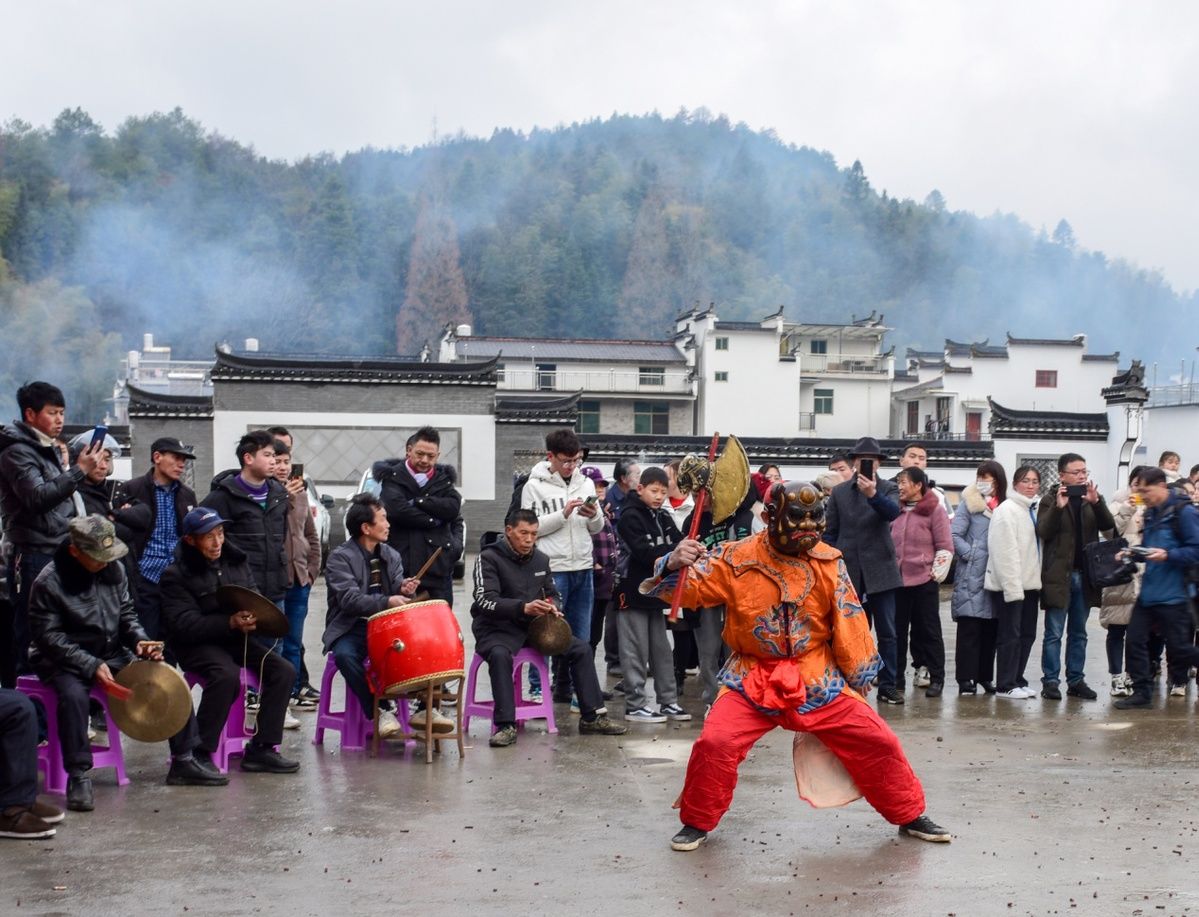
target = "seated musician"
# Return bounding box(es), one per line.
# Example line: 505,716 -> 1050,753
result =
470,508 -> 627,747
322,493 -> 421,740
159,508 -> 300,776
28,515 -> 219,814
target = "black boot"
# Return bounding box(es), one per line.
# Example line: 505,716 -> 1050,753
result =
166,756 -> 229,786
67,775 -> 94,812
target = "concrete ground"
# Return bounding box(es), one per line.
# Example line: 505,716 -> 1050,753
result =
4,575 -> 1199,916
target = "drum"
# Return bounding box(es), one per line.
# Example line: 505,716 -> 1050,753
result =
366,599 -> 465,695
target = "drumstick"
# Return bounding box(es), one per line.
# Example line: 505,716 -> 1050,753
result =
104,682 -> 133,702
412,547 -> 443,583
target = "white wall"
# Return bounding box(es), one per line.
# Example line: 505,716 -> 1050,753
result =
1143,403 -> 1199,472
799,376 -> 893,438
700,331 -> 800,436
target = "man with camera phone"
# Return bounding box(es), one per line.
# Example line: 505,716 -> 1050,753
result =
1036,452 -> 1115,701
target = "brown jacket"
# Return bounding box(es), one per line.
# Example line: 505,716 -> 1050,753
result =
284,489 -> 321,587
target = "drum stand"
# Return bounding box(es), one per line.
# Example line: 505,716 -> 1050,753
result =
372,676 -> 465,764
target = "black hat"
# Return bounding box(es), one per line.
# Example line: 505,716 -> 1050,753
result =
848,437 -> 885,459
150,437 -> 196,459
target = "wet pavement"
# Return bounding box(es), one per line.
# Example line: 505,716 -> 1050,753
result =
4,578 -> 1199,916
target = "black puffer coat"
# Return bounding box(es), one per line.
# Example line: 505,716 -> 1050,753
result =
0,422 -> 85,552
199,470 -> 289,600
372,459 -> 464,584
470,538 -> 560,656
28,541 -> 146,679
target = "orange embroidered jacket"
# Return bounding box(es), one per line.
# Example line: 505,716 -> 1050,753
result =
649,532 -> 880,713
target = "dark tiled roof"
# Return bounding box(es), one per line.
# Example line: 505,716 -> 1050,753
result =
971,344 -> 1008,358
1006,333 -> 1085,347
579,434 -> 992,465
713,321 -> 774,332
944,365 -> 973,374
988,398 -> 1108,441
494,393 -> 580,425
945,339 -> 974,357
893,370 -> 918,382
210,350 -> 498,385
906,348 -> 943,360
126,384 -> 214,419
454,337 -> 686,364
1082,353 -> 1120,362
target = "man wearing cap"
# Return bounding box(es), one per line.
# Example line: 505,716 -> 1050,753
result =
114,436 -> 197,642
824,437 -> 905,705
159,508 -> 300,775
29,515 -> 222,812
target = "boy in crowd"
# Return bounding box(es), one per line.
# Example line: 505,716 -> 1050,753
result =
616,466 -> 688,723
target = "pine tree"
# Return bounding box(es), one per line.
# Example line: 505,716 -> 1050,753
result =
396,194 -> 470,354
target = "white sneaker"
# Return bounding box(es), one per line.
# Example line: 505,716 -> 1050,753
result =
411,707 -> 455,734
913,666 -> 931,688
997,687 -> 1034,700
283,709 -> 302,730
377,709 -> 402,740
1169,683 -> 1187,697
1110,675 -> 1133,697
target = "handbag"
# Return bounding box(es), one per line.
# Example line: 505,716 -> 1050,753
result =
1083,537 -> 1134,588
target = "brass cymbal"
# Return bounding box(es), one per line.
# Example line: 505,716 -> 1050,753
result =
216,584 -> 290,638
108,661 -> 193,743
528,614 -> 573,656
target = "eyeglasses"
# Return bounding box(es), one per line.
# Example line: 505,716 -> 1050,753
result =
554,455 -> 582,467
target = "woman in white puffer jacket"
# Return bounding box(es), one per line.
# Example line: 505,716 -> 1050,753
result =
985,465 -> 1043,699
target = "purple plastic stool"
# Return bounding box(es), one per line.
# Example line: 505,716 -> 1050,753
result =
16,674 -> 129,795
313,655 -> 411,751
463,648 -> 557,736
184,669 -> 262,773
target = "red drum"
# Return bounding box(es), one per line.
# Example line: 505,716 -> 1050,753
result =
366,600 -> 465,695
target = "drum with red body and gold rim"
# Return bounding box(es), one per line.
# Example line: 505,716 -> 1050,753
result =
366,600 -> 465,695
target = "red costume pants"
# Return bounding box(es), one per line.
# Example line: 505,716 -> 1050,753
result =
679,690 -> 925,832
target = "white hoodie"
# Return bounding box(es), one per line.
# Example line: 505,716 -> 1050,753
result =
984,490 -> 1042,601
520,460 -> 604,572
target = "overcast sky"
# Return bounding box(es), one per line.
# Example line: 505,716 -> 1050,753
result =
6,1 -> 1198,291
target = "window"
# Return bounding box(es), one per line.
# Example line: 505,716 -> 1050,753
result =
639,366 -> 665,386
634,401 -> 670,435
814,388 -> 834,415
536,363 -> 556,391
715,337 -> 729,351
906,401 -> 919,435
810,339 -> 828,355
936,396 -> 952,429
1035,370 -> 1058,388
577,400 -> 600,434
496,364 -> 506,383
714,371 -> 729,382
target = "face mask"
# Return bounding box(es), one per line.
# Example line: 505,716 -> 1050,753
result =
976,480 -> 993,496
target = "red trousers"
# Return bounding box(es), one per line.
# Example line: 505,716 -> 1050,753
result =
678,690 -> 926,832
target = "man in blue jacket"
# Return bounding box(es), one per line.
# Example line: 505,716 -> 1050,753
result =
1115,467 -> 1199,708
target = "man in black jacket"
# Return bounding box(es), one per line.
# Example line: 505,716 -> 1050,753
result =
0,382 -> 102,685
470,508 -> 625,747
113,436 -> 197,641
29,515 -> 220,811
372,426 -> 464,607
159,507 -> 299,775
200,431 -> 289,603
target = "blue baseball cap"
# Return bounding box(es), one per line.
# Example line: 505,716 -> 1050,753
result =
182,507 -> 230,536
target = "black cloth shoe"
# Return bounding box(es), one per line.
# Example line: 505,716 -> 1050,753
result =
601,689 -> 614,701
899,815 -> 952,842
979,681 -> 997,695
578,714 -> 627,736
1067,681 -> 1098,700
67,775 -> 94,812
958,681 -> 977,695
167,756 -> 229,786
489,725 -> 518,747
240,744 -> 300,774
1113,693 -> 1152,709
925,682 -> 944,698
193,751 -> 223,778
0,806 -> 57,839
1041,684 -> 1062,700
877,687 -> 905,705
670,825 -> 708,851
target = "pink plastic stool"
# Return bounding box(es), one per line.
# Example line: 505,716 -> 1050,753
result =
313,655 -> 411,751
184,670 -> 262,773
463,648 -> 558,736
16,674 -> 129,795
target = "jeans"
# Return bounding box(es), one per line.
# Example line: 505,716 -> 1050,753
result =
1041,571 -> 1091,686
331,620 -> 374,718
533,570 -> 594,697
0,689 -> 39,808
282,583 -> 312,695
864,590 -> 898,690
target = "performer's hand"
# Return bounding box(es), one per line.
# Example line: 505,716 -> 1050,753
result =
1055,484 -> 1069,509
75,443 -> 102,476
135,641 -> 164,661
387,594 -> 410,607
523,599 -> 555,617
667,539 -> 706,571
856,473 -> 877,499
93,663 -> 117,690
229,610 -> 257,633
562,498 -> 584,518
1084,480 -> 1100,505
400,577 -> 420,596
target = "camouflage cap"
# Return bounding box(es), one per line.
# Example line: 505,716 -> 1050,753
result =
68,514 -> 129,563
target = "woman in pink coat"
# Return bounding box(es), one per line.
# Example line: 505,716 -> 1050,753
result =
891,466 -> 954,697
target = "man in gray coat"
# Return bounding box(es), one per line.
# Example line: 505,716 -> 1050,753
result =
825,437 -> 904,705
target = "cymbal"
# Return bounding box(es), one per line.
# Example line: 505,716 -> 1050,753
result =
216,584 -> 290,638
528,614 -> 573,656
108,661 -> 193,743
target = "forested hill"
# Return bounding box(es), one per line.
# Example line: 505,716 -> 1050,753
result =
0,107 -> 1191,419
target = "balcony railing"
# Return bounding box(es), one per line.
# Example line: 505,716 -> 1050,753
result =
798,412 -> 816,432
899,429 -> 990,442
1149,383 -> 1199,407
497,367 -> 694,395
801,353 -> 890,375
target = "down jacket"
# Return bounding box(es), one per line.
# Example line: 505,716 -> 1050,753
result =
0,421 -> 85,553
372,459 -> 463,585
950,485 -> 993,620
159,540 -> 257,648
984,491 -> 1042,602
28,541 -> 146,679
200,470 -> 290,601
1098,488 -> 1143,627
518,460 -> 603,572
890,489 -> 953,587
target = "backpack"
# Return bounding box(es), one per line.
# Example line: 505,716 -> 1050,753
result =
506,472 -> 530,524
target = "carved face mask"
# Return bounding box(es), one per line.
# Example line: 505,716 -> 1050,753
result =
765,481 -> 826,556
